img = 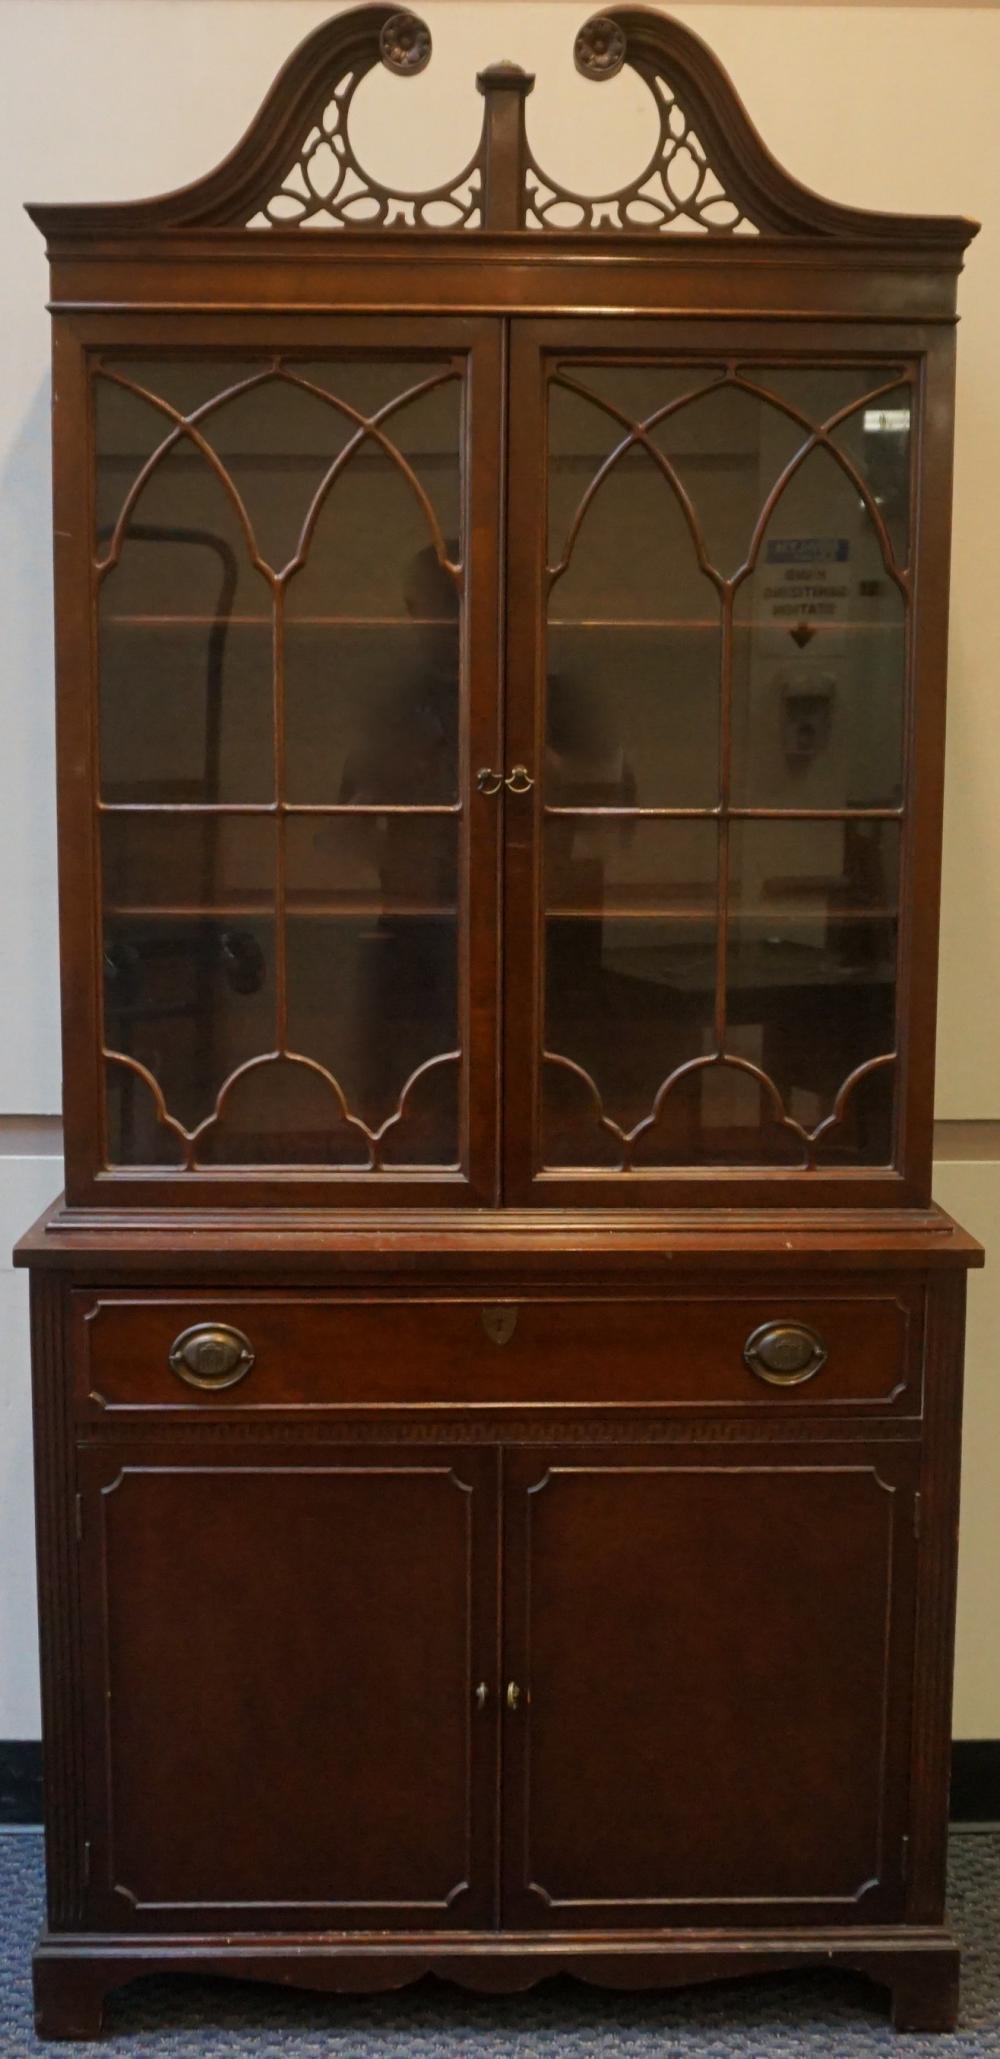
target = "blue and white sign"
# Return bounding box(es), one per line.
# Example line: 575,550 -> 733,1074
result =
765,538 -> 849,565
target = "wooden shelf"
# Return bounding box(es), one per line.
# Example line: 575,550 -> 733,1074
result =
106,901 -> 455,920
103,615 -> 455,630
547,904 -> 897,922
549,618 -> 901,632
103,614 -> 899,633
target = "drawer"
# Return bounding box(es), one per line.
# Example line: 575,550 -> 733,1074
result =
75,1289 -> 921,1415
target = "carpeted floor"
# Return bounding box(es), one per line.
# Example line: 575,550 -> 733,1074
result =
2,1828 -> 999,2054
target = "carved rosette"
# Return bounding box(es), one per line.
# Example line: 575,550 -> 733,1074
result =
574,16 -> 628,80
379,10 -> 432,77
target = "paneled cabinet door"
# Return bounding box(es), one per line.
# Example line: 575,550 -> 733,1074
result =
501,1444 -> 919,1928
77,1444 -> 499,1930
503,320 -> 917,1207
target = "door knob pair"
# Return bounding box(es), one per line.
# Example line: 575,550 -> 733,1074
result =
476,766 -> 534,795
474,1682 -> 523,1710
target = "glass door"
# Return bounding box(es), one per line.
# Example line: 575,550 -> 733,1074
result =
89,319 -> 501,1203
504,320 -> 914,1205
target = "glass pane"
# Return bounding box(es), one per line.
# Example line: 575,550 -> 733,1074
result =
741,366 -> 912,571
286,379 -> 461,804
629,1061 -> 810,1169
648,384 -> 803,580
548,379 -> 720,808
196,1058 -> 371,1169
104,914 -> 275,1154
287,609 -> 459,808
739,363 -> 908,424
102,815 -> 276,1158
96,374 -> 275,806
287,813 -> 457,920
831,383 -> 912,570
732,445 -> 905,810
545,817 -> 716,917
102,814 -> 274,917
95,353 -> 467,1175
542,821 -> 718,1164
727,820 -> 899,1159
286,815 -> 459,1161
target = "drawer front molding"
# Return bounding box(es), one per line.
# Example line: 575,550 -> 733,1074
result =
77,1290 -> 920,1418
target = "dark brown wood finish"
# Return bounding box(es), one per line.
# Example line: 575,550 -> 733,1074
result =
76,1441 -> 499,1930
501,1442 -> 919,1929
53,313 -> 505,1211
73,1287 -> 922,1415
22,2 -> 981,2039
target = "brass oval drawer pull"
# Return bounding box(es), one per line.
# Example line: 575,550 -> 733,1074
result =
168,1323 -> 255,1391
744,1321 -> 827,1387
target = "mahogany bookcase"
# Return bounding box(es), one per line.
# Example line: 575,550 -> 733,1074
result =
17,3 -> 982,2036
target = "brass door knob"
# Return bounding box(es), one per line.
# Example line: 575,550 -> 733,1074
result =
477,766 -> 534,796
506,1681 -> 523,1711
744,1321 -> 827,1387
168,1323 -> 255,1391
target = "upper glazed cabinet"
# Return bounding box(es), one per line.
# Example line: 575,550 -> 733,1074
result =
33,2 -> 977,1214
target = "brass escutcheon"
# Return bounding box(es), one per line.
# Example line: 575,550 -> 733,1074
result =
482,1305 -> 518,1346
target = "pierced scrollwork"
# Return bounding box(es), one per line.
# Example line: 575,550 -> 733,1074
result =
526,55 -> 755,234
28,1 -> 978,244
248,61 -> 483,231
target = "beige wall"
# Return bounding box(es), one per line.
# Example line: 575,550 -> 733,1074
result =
0,0 -> 996,1736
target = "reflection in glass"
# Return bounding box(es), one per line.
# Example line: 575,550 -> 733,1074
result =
286,918 -> 458,1159
287,813 -> 457,919
548,377 -> 721,809
96,393 -> 276,804
95,355 -> 465,1172
745,366 -> 912,571
545,818 -> 716,917
102,813 -> 276,1154
286,814 -> 458,1155
732,444 -> 905,810
543,822 -> 718,1161
544,918 -> 718,1163
727,820 -> 898,1160
102,814 -> 275,917
541,358 -> 911,1174
196,1058 -> 371,1168
104,917 -> 274,1152
831,383 -> 911,569
646,383 -> 803,580
287,544 -> 460,806
629,1062 -> 808,1169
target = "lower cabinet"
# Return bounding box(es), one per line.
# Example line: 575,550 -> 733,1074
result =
501,1445 -> 919,1928
77,1437 -> 919,1934
77,1444 -> 500,1929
